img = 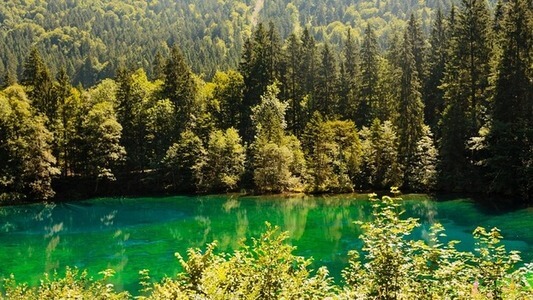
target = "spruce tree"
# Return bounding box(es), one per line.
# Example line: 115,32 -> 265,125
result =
239,23 -> 278,142
339,29 -> 358,121
314,43 -> 338,118
486,0 -> 533,203
300,27 -> 318,117
357,24 -> 379,127
396,30 -> 425,187
438,1 -> 492,192
457,0 -> 492,130
22,47 -> 56,120
425,8 -> 448,133
406,14 -> 427,86
282,33 -> 304,136
163,45 -> 197,137
152,51 -> 166,81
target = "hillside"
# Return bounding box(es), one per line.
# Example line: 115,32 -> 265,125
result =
0,0 -> 495,86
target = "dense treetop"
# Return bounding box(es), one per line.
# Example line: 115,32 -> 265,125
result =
0,0 -> 498,85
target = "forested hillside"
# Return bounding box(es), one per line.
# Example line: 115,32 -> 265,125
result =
0,0 -> 531,206
0,0 -> 497,85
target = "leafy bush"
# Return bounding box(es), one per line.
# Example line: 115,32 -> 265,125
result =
1,268 -> 129,300
139,223 -> 337,299
342,191 -> 533,299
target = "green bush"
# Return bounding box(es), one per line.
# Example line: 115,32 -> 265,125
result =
1,268 -> 129,300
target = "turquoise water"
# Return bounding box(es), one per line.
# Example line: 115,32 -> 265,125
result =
0,194 -> 532,293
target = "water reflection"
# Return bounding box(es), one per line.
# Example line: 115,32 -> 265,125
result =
281,196 -> 311,241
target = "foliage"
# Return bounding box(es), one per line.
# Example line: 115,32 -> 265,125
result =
162,130 -> 204,192
1,267 -> 129,300
194,128 -> 246,193
303,113 -> 362,193
142,224 -> 337,299
342,192 -> 533,299
251,83 -> 306,192
408,125 -> 439,191
359,119 -> 403,190
0,86 -> 59,202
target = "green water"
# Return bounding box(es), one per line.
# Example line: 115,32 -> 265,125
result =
1,194 -> 532,293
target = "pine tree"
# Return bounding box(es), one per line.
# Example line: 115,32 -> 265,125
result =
163,45 -> 197,136
406,14 -> 427,86
282,33 -> 304,135
52,67 -> 73,177
300,27 -> 318,117
457,0 -> 492,131
239,23 -> 278,142
409,125 -> 438,192
22,47 -> 56,120
314,43 -> 338,118
339,29 -> 358,121
486,0 -> 533,203
152,51 -> 166,81
357,24 -> 379,127
396,30 -> 425,185
425,8 -> 448,133
438,0 -> 492,192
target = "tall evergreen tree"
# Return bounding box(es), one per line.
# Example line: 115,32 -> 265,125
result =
458,0 -> 492,131
438,0 -> 491,192
339,29 -> 358,121
396,30 -> 425,186
406,14 -> 427,86
22,48 -> 56,120
357,24 -> 379,127
239,23 -> 278,141
425,8 -> 448,132
314,44 -> 338,118
486,0 -> 533,203
152,51 -> 166,81
300,27 -> 318,118
163,45 -> 197,137
282,33 -> 305,136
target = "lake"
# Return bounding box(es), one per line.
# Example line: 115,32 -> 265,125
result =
1,194 -> 532,293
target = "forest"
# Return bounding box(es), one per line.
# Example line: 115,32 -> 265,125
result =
0,0 -> 531,206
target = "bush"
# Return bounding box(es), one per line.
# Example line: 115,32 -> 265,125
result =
1,267 -> 129,300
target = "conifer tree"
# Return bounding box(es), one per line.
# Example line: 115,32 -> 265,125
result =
357,24 -> 379,127
396,30 -> 425,182
438,0 -> 491,192
282,33 -> 304,135
339,29 -> 358,121
486,0 -> 533,203
152,51 -> 166,81
406,14 -> 427,86
425,8 -> 448,132
314,43 -> 338,118
239,23 -> 278,141
300,27 -> 318,115
163,45 -> 197,136
457,0 -> 492,130
22,47 -> 56,120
